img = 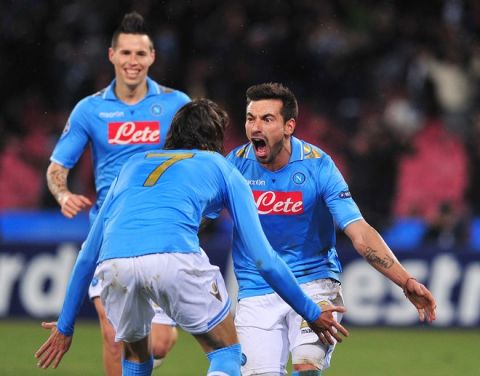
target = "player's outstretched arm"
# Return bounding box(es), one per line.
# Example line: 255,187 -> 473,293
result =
34,185 -> 109,369
34,322 -> 72,369
46,162 -> 92,218
308,305 -> 349,345
344,219 -> 437,323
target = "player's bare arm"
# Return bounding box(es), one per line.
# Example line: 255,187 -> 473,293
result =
345,219 -> 437,323
34,322 -> 72,369
47,162 -> 92,218
308,305 -> 349,346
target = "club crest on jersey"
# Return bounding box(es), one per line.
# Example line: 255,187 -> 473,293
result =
108,121 -> 160,144
292,172 -> 306,185
253,191 -> 304,215
151,104 -> 163,116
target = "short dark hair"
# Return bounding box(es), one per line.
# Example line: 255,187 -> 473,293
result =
111,11 -> 153,49
164,99 -> 229,154
246,82 -> 298,121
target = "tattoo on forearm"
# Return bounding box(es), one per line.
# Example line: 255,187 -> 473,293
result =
47,167 -> 69,202
364,247 -> 394,269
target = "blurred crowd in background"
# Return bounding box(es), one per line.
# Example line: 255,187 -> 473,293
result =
1,0 -> 480,251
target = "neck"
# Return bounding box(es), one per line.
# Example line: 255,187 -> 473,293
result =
115,80 -> 148,105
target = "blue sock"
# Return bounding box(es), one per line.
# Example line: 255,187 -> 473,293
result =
122,356 -> 153,376
292,370 -> 322,376
206,343 -> 242,376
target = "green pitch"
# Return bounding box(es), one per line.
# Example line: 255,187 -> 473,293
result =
1,319 -> 478,375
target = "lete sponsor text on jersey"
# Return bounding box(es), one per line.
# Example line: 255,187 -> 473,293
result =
253,191 -> 304,215
108,121 -> 160,144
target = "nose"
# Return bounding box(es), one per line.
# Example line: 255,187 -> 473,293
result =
128,54 -> 138,65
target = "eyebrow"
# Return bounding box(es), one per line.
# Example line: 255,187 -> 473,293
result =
246,112 -> 275,118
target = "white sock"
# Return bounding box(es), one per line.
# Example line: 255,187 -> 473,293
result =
153,358 -> 164,369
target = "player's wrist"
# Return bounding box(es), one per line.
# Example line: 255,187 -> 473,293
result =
56,321 -> 73,337
57,191 -> 70,205
307,304 -> 322,323
402,277 -> 417,294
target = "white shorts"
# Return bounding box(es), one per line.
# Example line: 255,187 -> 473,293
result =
88,273 -> 175,326
94,252 -> 231,342
235,278 -> 343,375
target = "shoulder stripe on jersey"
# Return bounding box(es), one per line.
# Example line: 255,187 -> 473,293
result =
303,143 -> 322,159
235,144 -> 250,158
101,86 -> 111,100
159,85 -> 174,94
92,88 -> 106,98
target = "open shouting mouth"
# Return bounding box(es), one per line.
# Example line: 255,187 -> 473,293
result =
251,137 -> 268,159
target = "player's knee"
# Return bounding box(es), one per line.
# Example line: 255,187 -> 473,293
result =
206,343 -> 242,376
292,342 -> 328,371
151,338 -> 173,359
151,326 -> 177,359
151,344 -> 168,359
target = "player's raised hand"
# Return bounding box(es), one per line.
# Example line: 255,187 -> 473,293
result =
403,278 -> 437,323
35,322 -> 72,369
308,305 -> 349,345
59,192 -> 92,218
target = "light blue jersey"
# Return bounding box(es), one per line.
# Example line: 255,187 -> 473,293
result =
56,150 -> 322,335
227,137 -> 363,299
50,77 -> 190,221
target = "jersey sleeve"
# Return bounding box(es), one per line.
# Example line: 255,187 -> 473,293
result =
50,100 -> 91,169
56,179 -> 116,336
319,156 -> 363,230
224,168 -> 321,322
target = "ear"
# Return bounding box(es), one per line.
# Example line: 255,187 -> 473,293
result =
108,47 -> 115,63
284,118 -> 296,136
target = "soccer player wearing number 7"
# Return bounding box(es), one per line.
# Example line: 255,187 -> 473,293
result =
226,83 -> 437,375
35,99 -> 348,376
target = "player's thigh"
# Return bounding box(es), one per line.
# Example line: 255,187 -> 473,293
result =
142,252 -> 232,335
92,297 -> 113,333
96,258 -> 155,343
235,294 -> 290,376
289,278 -> 344,370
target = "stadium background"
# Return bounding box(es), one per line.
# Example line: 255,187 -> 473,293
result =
0,0 -> 479,375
